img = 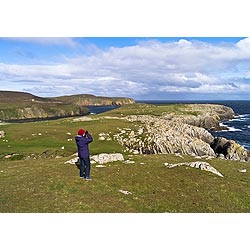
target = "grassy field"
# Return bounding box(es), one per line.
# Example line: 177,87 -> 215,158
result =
1,103 -> 250,212
95,103 -> 200,117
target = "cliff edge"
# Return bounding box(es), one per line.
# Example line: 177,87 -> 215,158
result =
111,104 -> 249,162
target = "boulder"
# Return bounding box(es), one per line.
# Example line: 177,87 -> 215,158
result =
65,153 -> 125,165
118,190 -> 132,195
95,164 -> 106,168
0,130 -> 5,138
91,153 -> 124,164
239,169 -> 247,173
124,160 -> 135,164
211,137 -> 249,161
64,157 -> 78,164
165,161 -> 224,177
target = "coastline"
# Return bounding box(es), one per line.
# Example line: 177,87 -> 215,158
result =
137,100 -> 250,151
1,105 -> 120,124
1,101 -> 249,161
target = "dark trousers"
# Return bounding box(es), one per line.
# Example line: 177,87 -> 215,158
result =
79,157 -> 91,178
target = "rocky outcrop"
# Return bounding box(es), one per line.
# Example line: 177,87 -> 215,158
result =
114,115 -> 216,157
112,104 -> 249,162
164,161 -> 224,177
65,153 -> 125,165
77,99 -> 134,106
54,94 -> 135,106
175,114 -> 223,131
91,153 -> 124,164
211,137 -> 249,161
17,106 -> 49,119
166,104 -> 236,131
0,105 -> 88,121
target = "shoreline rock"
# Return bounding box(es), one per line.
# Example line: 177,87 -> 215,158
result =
211,137 -> 249,161
167,104 -> 236,131
114,115 -> 217,157
113,104 -> 249,162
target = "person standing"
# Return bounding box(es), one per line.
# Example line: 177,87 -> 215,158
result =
75,129 -> 93,181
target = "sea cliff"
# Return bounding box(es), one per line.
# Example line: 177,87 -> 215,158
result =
54,94 -> 135,106
0,91 -> 135,121
110,104 -> 249,162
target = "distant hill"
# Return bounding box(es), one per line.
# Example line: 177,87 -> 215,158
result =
0,91 -> 51,103
54,93 -> 135,106
0,91 -> 135,121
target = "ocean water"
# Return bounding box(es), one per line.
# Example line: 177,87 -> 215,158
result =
209,101 -> 250,150
136,100 -> 250,150
87,105 -> 120,114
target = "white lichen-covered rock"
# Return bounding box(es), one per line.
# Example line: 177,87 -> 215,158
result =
189,161 -> 223,177
175,153 -> 184,158
0,130 -> 5,138
239,169 -> 247,173
65,153 -> 125,165
4,153 -> 20,159
72,117 -> 95,122
132,150 -> 139,154
91,153 -> 124,164
124,160 -> 135,164
95,164 -> 106,168
114,115 -> 216,157
98,132 -> 112,141
65,157 -> 79,164
165,161 -> 224,177
112,105 -> 247,161
118,190 -> 132,195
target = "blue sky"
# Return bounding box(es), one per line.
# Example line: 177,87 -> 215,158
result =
0,37 -> 250,100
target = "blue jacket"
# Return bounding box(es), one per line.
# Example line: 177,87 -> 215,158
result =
75,134 -> 93,158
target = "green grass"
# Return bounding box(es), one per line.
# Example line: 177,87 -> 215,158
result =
0,109 -> 136,157
1,154 -> 250,212
1,103 -> 250,212
98,103 -> 200,117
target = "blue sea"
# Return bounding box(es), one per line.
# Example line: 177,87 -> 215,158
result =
136,100 -> 250,150
87,105 -> 120,114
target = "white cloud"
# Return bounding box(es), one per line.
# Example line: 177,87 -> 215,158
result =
236,37 -> 250,51
4,37 -> 78,48
1,38 -> 250,99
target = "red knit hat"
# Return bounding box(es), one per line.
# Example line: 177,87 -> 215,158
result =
78,129 -> 86,136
